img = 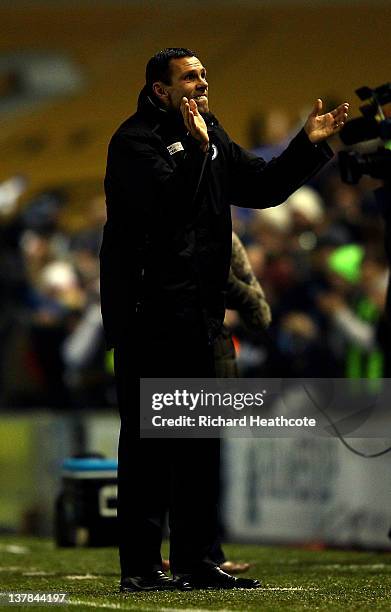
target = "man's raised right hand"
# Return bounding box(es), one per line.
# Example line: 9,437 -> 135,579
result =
181,97 -> 209,153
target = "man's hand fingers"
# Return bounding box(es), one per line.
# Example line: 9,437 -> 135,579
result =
332,103 -> 349,116
332,102 -> 349,129
181,97 -> 190,125
188,109 -> 196,132
340,102 -> 349,123
181,96 -> 209,150
189,98 -> 199,115
181,98 -> 192,132
310,98 -> 323,117
183,102 -> 196,134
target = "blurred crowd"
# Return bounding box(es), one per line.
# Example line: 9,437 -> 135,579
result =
0,105 -> 389,409
0,188 -> 110,408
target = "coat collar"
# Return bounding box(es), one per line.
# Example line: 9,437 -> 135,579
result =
136,86 -> 218,133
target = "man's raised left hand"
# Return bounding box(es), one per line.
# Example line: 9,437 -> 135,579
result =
304,99 -> 349,143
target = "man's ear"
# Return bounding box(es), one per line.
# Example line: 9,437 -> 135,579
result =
152,82 -> 169,104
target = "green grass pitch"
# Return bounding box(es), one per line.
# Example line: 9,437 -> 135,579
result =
0,536 -> 390,611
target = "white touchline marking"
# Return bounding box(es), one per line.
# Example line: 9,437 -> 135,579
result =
0,566 -> 21,572
69,602 -> 233,612
65,574 -> 99,580
67,588 -> 321,610
261,587 -> 319,591
0,544 -> 29,554
68,602 -> 128,610
317,564 -> 389,570
23,571 -> 55,576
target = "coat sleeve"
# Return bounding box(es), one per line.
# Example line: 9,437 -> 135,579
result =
227,128 -> 334,209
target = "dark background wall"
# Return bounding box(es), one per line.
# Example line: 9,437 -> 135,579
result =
1,2 -> 390,192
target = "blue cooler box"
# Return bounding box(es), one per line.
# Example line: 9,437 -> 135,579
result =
55,457 -> 118,547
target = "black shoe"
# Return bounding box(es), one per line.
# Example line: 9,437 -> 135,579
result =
174,565 -> 262,590
120,570 -> 182,592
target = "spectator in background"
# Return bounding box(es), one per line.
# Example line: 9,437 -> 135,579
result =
0,188 -> 107,409
267,311 -> 331,378
61,277 -> 107,408
317,244 -> 387,379
250,108 -> 291,160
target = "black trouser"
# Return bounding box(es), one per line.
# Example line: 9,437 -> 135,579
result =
114,316 -> 221,576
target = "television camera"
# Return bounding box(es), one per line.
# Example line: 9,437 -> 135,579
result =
338,82 -> 391,184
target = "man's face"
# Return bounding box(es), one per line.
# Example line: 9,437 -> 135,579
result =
157,56 -> 209,113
